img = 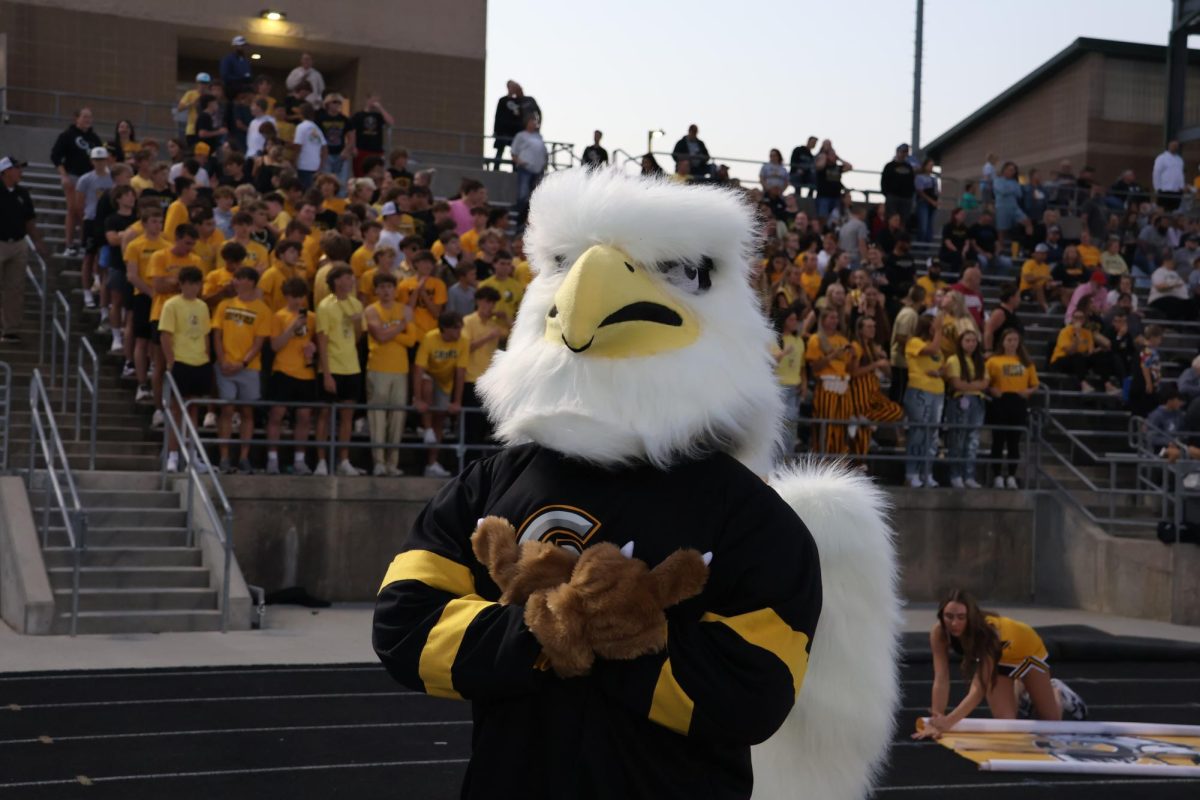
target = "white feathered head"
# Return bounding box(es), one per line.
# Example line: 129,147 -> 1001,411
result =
477,168 -> 783,475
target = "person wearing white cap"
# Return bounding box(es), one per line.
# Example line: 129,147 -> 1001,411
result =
0,156 -> 44,343
176,72 -> 212,141
286,53 -> 326,109
75,146 -> 114,309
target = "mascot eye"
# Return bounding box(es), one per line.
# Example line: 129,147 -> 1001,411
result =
656,257 -> 713,293
553,254 -> 567,269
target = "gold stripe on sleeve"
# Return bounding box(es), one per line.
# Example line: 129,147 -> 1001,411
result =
378,549 -> 475,596
648,658 -> 694,736
418,595 -> 494,700
701,609 -> 811,695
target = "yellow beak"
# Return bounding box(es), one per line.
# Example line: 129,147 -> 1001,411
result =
544,245 -> 699,359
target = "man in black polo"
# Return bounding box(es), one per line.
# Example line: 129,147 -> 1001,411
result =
0,156 -> 45,343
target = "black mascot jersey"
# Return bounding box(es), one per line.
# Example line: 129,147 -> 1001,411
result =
373,444 -> 822,799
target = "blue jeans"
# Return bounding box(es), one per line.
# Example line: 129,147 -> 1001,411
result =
945,394 -> 984,481
916,202 -> 937,242
815,196 -> 839,220
327,154 -> 350,193
904,388 -> 944,481
297,169 -> 316,190
516,167 -> 543,206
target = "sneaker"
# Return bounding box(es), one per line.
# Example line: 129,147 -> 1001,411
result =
994,475 -> 1006,489
62,245 -> 77,257
109,331 -> 124,353
265,459 -> 280,475
1006,475 -> 1019,490
1052,678 -> 1088,720
121,363 -> 136,380
95,320 -> 110,335
202,411 -> 217,429
965,478 -> 983,489
424,462 -> 451,478
219,458 -> 235,474
293,460 -> 313,476
166,452 -> 179,473
191,454 -> 209,475
336,459 -> 360,477
313,460 -> 328,476
422,428 -> 438,445
373,462 -> 388,477
135,385 -> 153,404
924,476 -> 939,488
151,409 -> 164,429
83,289 -> 96,309
238,458 -> 254,475
847,423 -> 859,440
950,477 -> 965,489
1080,380 -> 1096,394
908,476 -> 922,489
1105,382 -> 1122,397
353,417 -> 367,435
386,465 -> 405,477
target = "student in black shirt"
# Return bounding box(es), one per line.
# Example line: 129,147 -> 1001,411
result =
789,136 -> 817,197
195,95 -> 227,148
103,184 -> 137,354
350,94 -> 394,177
813,145 -> 851,220
386,148 -> 414,190
316,94 -> 350,185
581,130 -> 608,167
938,207 -> 972,269
884,235 -> 917,302
967,210 -> 1000,270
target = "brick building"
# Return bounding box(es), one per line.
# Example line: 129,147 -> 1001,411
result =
0,0 -> 486,154
925,37 -> 1200,192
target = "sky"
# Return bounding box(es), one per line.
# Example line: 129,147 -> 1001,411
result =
486,0 -> 1175,187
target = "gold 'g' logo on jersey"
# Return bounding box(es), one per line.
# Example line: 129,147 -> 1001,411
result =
516,505 -> 601,554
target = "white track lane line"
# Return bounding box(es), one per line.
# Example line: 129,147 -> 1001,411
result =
871,776 -> 1200,793
0,719 -> 472,746
4,690 -> 421,711
0,665 -> 383,681
0,758 -> 472,790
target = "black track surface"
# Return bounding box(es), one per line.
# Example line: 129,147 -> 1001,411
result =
1,631 -> 1198,798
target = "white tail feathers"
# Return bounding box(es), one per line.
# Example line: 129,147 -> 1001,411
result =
752,460 -> 902,800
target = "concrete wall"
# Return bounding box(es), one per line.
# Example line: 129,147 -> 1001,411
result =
0,476 -> 54,634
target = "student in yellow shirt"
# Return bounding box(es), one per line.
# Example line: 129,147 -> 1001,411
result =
365,272 -> 420,476
129,151 -> 154,194
190,207 -> 226,275
903,314 -> 945,488
458,206 -> 489,256
149,223 -> 203,423
398,250 -> 448,340
260,240 -> 306,312
798,256 -> 822,302
264,193 -> 292,239
163,177 -> 197,242
315,264 -> 365,477
212,267 -> 272,473
806,307 -> 854,455
916,260 -> 948,308
229,211 -> 270,273
771,303 -> 808,453
1077,230 -> 1102,269
1018,243 -> 1058,313
479,251 -> 524,331
351,220 -> 382,278
158,266 -> 211,473
124,207 -> 167,403
202,241 -> 244,309
414,311 -> 469,478
176,74 -> 210,139
1050,308 -> 1110,394
944,329 -> 990,489
985,328 -> 1038,489
357,245 -> 397,307
310,233 -> 356,307
511,235 -> 533,286
461,286 -> 505,461
318,174 -> 347,216
266,277 -> 318,476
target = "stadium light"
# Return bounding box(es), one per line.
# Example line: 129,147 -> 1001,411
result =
647,128 -> 665,155
260,10 -> 286,21
251,53 -> 262,60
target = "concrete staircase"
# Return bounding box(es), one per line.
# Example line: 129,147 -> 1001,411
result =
27,470 -> 225,634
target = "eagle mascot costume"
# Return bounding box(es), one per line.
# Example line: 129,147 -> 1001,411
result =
373,168 -> 901,799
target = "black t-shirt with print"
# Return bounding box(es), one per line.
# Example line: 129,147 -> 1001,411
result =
139,188 -> 175,213
815,162 -> 844,198
316,110 -> 349,156
351,111 -> 387,153
104,211 -> 136,267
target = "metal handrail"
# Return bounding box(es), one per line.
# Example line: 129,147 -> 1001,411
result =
161,372 -> 233,632
0,361 -> 10,473
23,235 -> 48,365
49,291 -> 70,409
27,369 -> 86,635
74,337 -> 99,470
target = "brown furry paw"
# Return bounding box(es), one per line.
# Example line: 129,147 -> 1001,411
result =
525,585 -> 595,678
470,517 -> 520,595
470,516 -> 580,605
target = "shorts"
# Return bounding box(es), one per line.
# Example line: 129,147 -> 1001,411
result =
323,372 -> 362,403
427,379 -> 451,410
106,264 -> 133,304
998,655 -> 1049,680
215,367 -> 262,402
171,361 -> 212,398
131,294 -> 152,340
83,219 -> 103,256
269,372 -> 317,404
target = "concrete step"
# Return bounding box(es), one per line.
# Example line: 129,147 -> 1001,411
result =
40,489 -> 180,509
51,609 -> 223,634
20,452 -> 162,472
10,422 -> 154,442
43,546 -> 202,568
44,526 -> 190,548
47,565 -> 210,590
54,587 -> 216,612
64,470 -> 168,492
38,506 -> 186,528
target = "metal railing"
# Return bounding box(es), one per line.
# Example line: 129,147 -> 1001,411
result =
173,396 -> 500,476
0,362 -> 10,473
27,369 -> 86,636
161,372 -> 234,632
24,235 -> 48,365
49,290 -> 70,409
74,337 -> 99,470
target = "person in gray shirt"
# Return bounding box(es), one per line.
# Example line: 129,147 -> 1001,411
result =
837,202 -> 869,267
445,261 -> 478,319
74,146 -> 114,309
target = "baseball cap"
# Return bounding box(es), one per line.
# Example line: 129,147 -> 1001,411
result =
1090,270 -> 1107,284
897,143 -> 910,151
89,146 -> 110,159
196,72 -> 212,83
232,35 -> 247,46
193,142 -> 211,156
323,93 -> 344,105
1034,243 -> 1050,253
0,156 -> 28,172
380,201 -> 399,217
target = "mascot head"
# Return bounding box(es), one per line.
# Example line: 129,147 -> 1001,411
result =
478,168 -> 783,474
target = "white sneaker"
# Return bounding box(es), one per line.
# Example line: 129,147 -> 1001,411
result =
965,478 -> 983,489
924,476 -> 939,488
422,428 -> 438,445
950,477 -> 964,488
353,417 -> 367,435
293,460 -> 313,476
83,289 -> 96,308
424,462 -> 451,478
166,452 -> 179,473
846,423 -> 859,440
1006,475 -> 1019,490
109,331 -> 124,353
313,460 -> 328,476
266,459 -> 280,475
203,411 -> 217,429
993,475 -> 1006,489
386,465 -> 405,477
908,477 -> 922,488
95,320 -> 110,335
151,409 -> 164,429
121,363 -> 136,380
372,462 -> 388,477
336,459 -> 359,477
135,385 -> 152,403
1080,380 -> 1096,394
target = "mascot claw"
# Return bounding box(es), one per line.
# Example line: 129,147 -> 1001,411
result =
620,541 -> 635,558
